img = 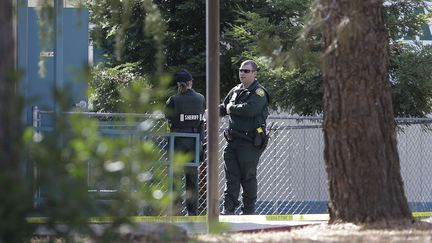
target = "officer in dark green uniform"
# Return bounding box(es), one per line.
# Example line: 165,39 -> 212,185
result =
166,69 -> 205,216
219,60 -> 269,215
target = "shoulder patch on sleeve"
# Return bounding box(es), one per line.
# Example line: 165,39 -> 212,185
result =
256,88 -> 265,97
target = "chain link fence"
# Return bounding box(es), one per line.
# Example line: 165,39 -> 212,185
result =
32,108 -> 432,216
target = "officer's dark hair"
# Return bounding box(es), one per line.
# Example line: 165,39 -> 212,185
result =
241,60 -> 258,71
178,81 -> 192,93
175,69 -> 193,93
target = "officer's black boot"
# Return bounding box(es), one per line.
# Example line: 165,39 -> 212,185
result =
186,199 -> 198,216
221,208 -> 235,215
241,202 -> 256,215
173,199 -> 184,216
221,199 -> 238,215
185,193 -> 198,216
240,209 -> 255,215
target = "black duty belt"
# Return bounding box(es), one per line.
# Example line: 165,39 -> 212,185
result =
224,129 -> 254,142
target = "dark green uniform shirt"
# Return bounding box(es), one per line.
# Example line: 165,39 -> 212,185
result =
219,80 -> 269,131
166,89 -> 205,131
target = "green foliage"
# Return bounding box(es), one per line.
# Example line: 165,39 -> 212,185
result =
120,72 -> 171,113
218,0 -> 306,96
0,72 -> 34,241
259,62 -> 322,115
4,1 -> 431,240
385,0 -> 431,39
5,0 -> 188,240
222,0 -> 319,113
0,171 -> 34,242
87,0 -> 165,78
88,0 -> 432,116
88,61 -> 171,113
225,0 -> 432,116
158,0 -> 207,92
88,62 -> 151,112
24,84 -> 180,240
87,0 -> 171,111
390,42 -> 432,116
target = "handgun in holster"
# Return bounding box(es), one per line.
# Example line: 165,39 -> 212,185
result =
254,127 -> 268,150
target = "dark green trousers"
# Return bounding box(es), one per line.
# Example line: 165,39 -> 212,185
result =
222,139 -> 262,214
173,136 -> 199,216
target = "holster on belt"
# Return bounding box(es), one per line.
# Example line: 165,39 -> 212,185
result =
254,127 -> 269,150
254,128 -> 263,147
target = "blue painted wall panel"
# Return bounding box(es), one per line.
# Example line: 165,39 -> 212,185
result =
18,7 -> 89,126
63,8 -> 89,105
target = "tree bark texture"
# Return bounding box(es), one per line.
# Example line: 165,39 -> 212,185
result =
0,0 -> 19,169
0,1 -> 34,241
320,0 -> 412,223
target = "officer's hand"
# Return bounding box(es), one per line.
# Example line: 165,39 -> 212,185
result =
204,109 -> 208,121
226,103 -> 234,114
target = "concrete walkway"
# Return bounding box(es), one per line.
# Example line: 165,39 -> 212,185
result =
33,215 -> 327,236
175,215 -> 326,234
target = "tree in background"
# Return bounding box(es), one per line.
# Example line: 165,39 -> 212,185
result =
88,0 -> 432,117
221,0 -> 321,113
89,62 -> 152,112
88,0 -> 261,96
156,0 -> 206,92
390,42 -> 432,116
88,0 -> 158,74
227,0 -> 432,116
320,0 -> 412,223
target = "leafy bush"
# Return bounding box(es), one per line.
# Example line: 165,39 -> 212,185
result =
88,62 -> 151,112
24,85 -> 179,241
2,0 -> 190,241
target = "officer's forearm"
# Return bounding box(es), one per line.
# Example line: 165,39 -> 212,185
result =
229,102 -> 264,117
219,104 -> 228,117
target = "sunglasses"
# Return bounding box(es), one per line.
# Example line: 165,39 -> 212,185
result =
239,69 -> 254,73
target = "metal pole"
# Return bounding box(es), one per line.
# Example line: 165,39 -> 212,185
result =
168,133 -> 175,216
32,105 -> 39,129
31,105 -> 40,206
54,0 -> 64,113
206,0 -> 220,228
13,0 -> 17,68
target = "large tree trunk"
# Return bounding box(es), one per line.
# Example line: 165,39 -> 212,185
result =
0,0 -> 18,169
320,0 -> 412,223
0,0 -> 33,241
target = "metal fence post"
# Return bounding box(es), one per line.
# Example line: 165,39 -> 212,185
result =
168,133 -> 175,216
31,105 -> 41,206
32,105 -> 40,130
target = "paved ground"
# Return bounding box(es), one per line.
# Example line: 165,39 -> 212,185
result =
33,216 -> 432,242
177,215 -> 432,234
175,215 -> 325,234
33,215 -> 325,236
